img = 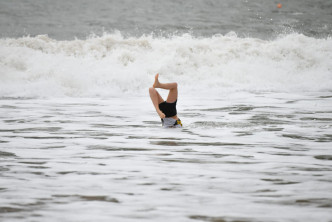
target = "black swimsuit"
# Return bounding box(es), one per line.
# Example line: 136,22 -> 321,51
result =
159,100 -> 177,117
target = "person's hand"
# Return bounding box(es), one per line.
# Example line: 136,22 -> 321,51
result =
158,110 -> 166,119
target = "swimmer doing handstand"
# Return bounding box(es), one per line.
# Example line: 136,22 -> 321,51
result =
149,74 -> 182,128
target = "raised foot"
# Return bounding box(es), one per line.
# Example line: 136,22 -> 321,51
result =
153,73 -> 161,88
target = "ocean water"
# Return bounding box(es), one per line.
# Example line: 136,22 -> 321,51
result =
1,0 -> 332,39
1,0 -> 332,222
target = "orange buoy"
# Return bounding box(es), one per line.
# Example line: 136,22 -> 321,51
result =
277,3 -> 282,8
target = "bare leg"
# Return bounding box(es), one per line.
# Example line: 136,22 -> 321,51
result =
149,87 -> 166,119
153,74 -> 178,103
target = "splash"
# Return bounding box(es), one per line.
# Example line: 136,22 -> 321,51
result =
0,32 -> 331,98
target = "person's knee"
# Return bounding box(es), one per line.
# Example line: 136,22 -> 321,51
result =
174,82 -> 178,88
149,87 -> 156,94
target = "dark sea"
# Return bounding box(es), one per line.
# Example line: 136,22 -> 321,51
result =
0,1 -> 332,222
1,0 -> 331,39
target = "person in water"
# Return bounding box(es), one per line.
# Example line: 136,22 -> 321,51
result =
149,74 -> 182,128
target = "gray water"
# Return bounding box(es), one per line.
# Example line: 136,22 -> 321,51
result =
1,1 -> 332,221
1,93 -> 332,222
0,0 -> 331,40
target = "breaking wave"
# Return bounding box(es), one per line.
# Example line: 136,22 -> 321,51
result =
1,32 -> 331,97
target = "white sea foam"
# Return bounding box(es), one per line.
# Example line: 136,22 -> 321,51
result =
0,32 -> 331,97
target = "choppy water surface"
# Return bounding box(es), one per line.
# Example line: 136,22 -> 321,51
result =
1,0 -> 331,221
1,92 -> 332,222
1,0 -> 331,40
